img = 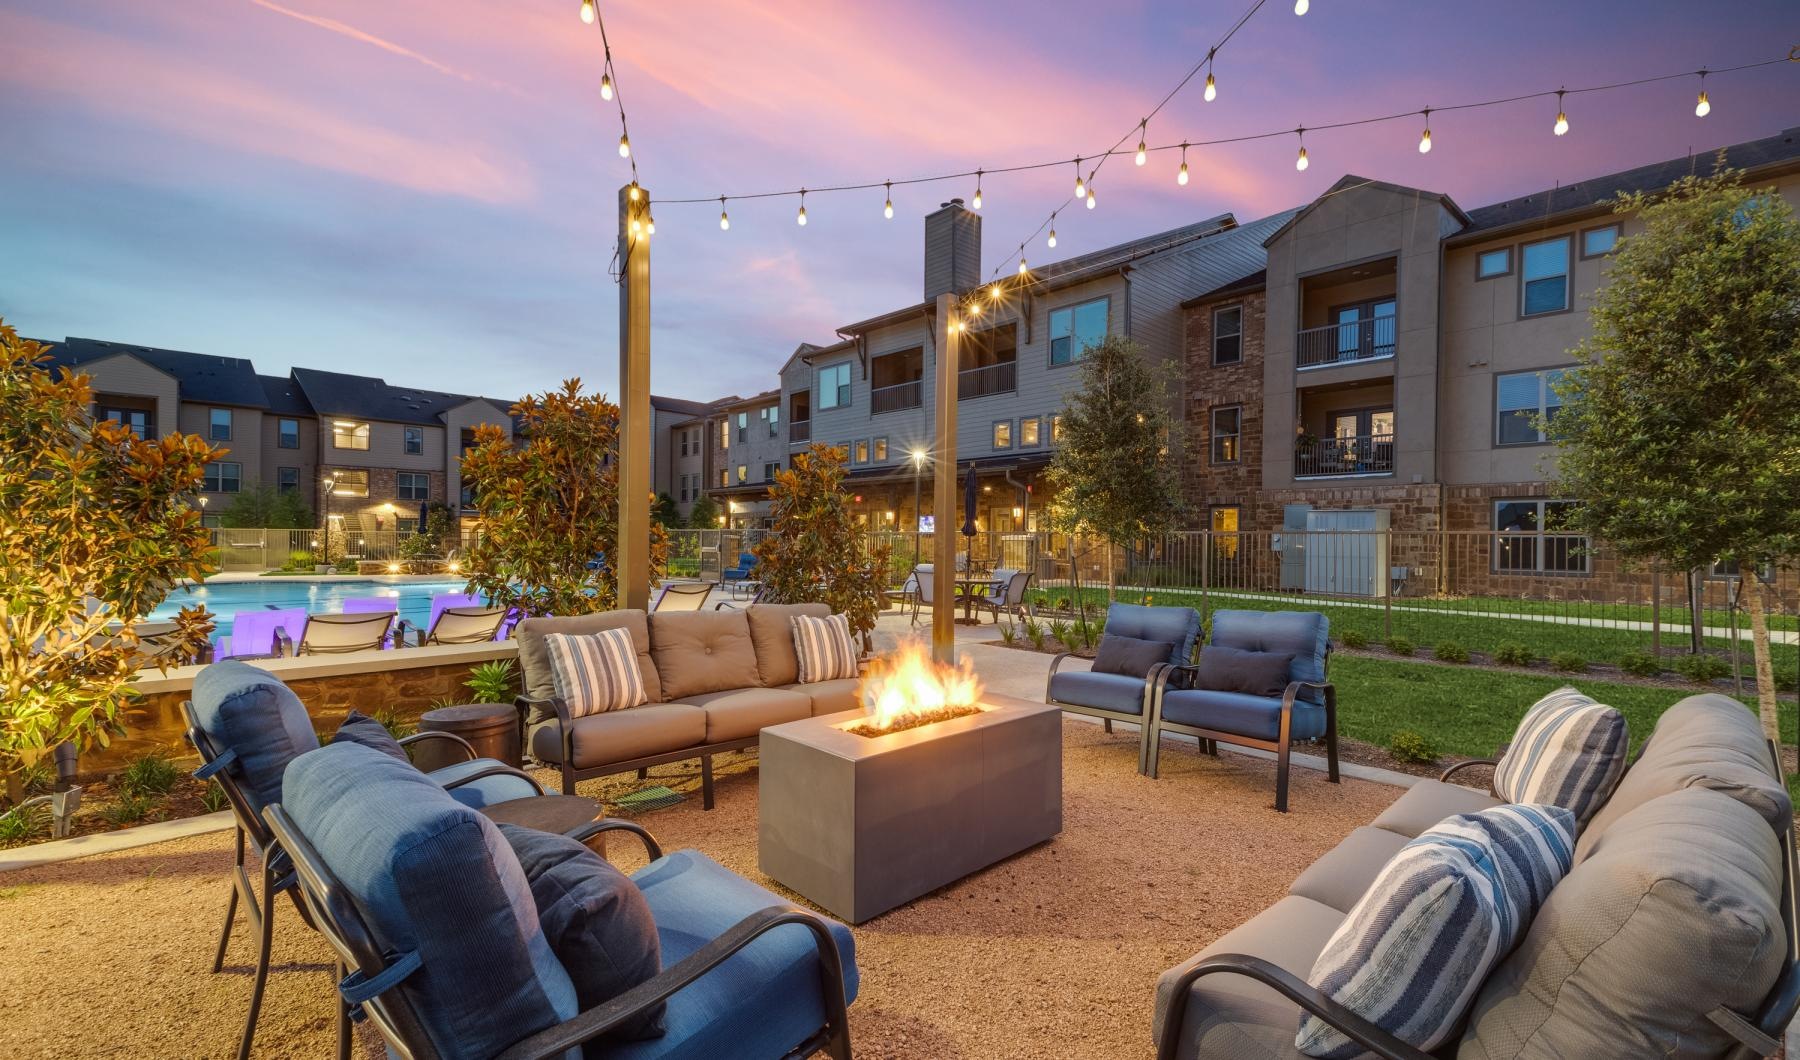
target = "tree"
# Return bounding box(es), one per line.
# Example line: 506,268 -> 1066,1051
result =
753,444 -> 892,646
1041,335 -> 1185,599
218,483 -> 313,529
652,492 -> 683,529
0,323 -> 217,804
1551,163 -> 1800,744
688,494 -> 722,530
459,381 -> 668,617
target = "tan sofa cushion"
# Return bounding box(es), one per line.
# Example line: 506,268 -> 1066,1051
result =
674,687 -> 811,743
1154,895 -> 1344,1060
1369,778 -> 1502,839
516,610 -> 660,707
529,703 -> 705,768
745,603 -> 829,686
1286,826 -> 1410,913
783,678 -> 861,717
1458,787 -> 1785,1060
648,610 -> 760,700
1574,692 -> 1790,862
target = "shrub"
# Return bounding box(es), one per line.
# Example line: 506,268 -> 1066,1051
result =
465,660 -> 517,704
333,557 -> 357,574
1022,618 -> 1047,652
1048,620 -> 1074,650
997,623 -> 1017,646
118,753 -> 180,798
1492,642 -> 1535,667
1616,650 -> 1663,677
752,445 -> 891,645
201,780 -> 229,814
286,550 -> 315,570
1550,651 -> 1589,673
1432,641 -> 1469,664
1389,730 -> 1439,765
1340,628 -> 1369,650
369,706 -> 418,740
0,804 -> 47,844
98,793 -> 153,827
1775,670 -> 1797,694
1671,652 -> 1731,684
1384,637 -> 1415,657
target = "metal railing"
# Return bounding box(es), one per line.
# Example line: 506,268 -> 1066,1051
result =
959,361 -> 1017,400
207,528 -> 480,571
870,379 -> 923,415
1294,432 -> 1395,478
789,420 -> 811,443
1297,315 -> 1397,369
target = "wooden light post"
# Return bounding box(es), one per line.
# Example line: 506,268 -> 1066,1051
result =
931,292 -> 961,663
617,183 -> 652,610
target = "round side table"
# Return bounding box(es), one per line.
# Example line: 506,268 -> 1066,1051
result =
480,794 -> 607,856
414,702 -> 520,772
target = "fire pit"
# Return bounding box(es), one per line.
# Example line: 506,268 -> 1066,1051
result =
758,643 -> 1062,924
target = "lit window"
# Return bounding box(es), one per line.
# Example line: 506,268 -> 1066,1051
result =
854,440 -> 869,464
818,362 -> 852,409
1019,417 -> 1040,448
1210,406 -> 1241,464
404,426 -> 424,455
1049,298 -> 1108,365
1493,499 -> 1587,574
329,469 -> 369,497
1212,305 -> 1243,365
397,472 -> 429,501
873,438 -> 888,461
719,420 -> 729,448
332,420 -> 371,450
992,421 -> 1012,449
719,469 -> 728,488
1520,236 -> 1571,316
1582,224 -> 1620,257
1496,368 -> 1570,446
209,408 -> 232,441
736,464 -> 748,484
1050,414 -> 1064,442
1477,248 -> 1512,279
1211,506 -> 1241,558
203,461 -> 241,493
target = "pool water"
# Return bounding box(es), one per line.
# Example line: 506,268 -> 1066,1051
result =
149,578 -> 475,642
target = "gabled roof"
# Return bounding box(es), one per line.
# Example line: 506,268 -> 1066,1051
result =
47,337 -> 270,407
1182,269 -> 1267,307
1459,125 -> 1800,238
650,394 -> 715,418
1261,175 -> 1470,248
258,374 -> 314,417
289,366 -> 506,427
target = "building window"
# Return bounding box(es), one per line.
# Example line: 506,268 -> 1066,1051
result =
203,461 -> 241,494
736,411 -> 748,442
1210,406 -> 1242,464
719,469 -> 728,488
1709,558 -> 1775,581
1476,248 -> 1512,279
873,437 -> 888,462
278,417 -> 300,449
1581,223 -> 1621,258
818,362 -> 852,409
1050,414 -> 1064,442
100,407 -> 153,438
329,469 -> 369,497
763,461 -> 780,481
397,472 -> 429,501
1494,499 -> 1587,574
277,467 -> 299,493
1496,368 -> 1569,446
332,420 -> 371,450
403,426 -> 424,455
1520,235 -> 1571,316
209,408 -> 232,441
679,433 -> 689,457
761,405 -> 780,436
736,464 -> 748,484
1211,506 -> 1241,559
1019,417 -> 1040,448
992,421 -> 1012,449
854,440 -> 869,464
717,419 -> 729,449
1212,305 -> 1243,365
1049,298 -> 1108,365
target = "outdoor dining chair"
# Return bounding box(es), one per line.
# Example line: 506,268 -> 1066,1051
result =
274,611 -> 394,656
909,563 -> 940,626
396,605 -> 509,645
652,581 -> 714,611
967,569 -> 1032,625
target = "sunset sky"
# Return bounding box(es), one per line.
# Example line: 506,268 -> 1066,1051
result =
2,0 -> 1795,403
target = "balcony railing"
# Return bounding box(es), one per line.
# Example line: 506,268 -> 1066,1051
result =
1295,432 -> 1394,478
871,379 -> 922,415
1296,316 -> 1396,369
789,420 -> 811,443
959,361 -> 1017,400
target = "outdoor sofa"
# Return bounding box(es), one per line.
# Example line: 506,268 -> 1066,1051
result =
1153,691 -> 1800,1060
516,603 -> 861,808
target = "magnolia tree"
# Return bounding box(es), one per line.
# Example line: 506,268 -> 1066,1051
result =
1041,335 -> 1185,600
1551,165 -> 1800,744
753,444 -> 892,646
460,381 -> 668,616
0,323 -> 217,804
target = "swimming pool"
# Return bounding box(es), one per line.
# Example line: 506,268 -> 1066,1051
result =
150,578 -> 476,643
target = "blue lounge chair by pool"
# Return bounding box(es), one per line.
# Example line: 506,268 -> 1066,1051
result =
721,551 -> 758,587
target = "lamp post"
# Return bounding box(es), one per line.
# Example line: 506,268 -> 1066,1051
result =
910,447 -> 927,568
320,475 -> 337,566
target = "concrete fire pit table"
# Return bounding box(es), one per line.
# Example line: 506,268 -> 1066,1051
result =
758,693 -> 1062,924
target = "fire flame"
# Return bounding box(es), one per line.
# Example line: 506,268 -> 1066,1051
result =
858,640 -> 985,733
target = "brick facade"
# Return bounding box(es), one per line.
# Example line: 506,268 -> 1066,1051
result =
329,467 -> 449,529
1182,291 -> 1266,529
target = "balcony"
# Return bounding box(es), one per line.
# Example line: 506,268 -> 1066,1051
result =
1294,432 -> 1394,479
789,420 -> 811,443
871,379 -> 922,415
959,361 -> 1016,400
1296,316 -> 1396,369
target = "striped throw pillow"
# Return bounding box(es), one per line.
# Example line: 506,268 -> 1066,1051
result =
545,628 -> 648,718
1493,686 -> 1629,828
1297,804 -> 1576,1058
791,613 -> 859,683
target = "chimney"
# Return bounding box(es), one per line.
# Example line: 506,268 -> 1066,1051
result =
923,198 -> 981,301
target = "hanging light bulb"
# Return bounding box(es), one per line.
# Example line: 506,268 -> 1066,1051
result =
629,217 -> 641,235
579,0 -> 595,24
1047,214 -> 1058,249
627,182 -> 641,202
989,283 -> 1001,301
645,215 -> 655,235
1018,256 -> 1029,276
1553,90 -> 1569,136
1295,0 -> 1309,13
1177,143 -> 1190,185
1694,70 -> 1711,117
796,190 -> 807,226
600,71 -> 614,101
618,133 -> 631,158
719,197 -> 730,231
883,181 -> 893,219
972,169 -> 983,210
1086,185 -> 1097,209
1135,121 -> 1148,166
1418,109 -> 1433,154
1073,157 -> 1085,199
1295,128 -> 1309,171
1203,52 -> 1217,102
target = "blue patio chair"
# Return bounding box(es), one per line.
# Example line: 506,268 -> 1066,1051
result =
1147,609 -> 1339,812
183,659 -> 551,1060
266,740 -> 857,1060
1045,603 -> 1201,775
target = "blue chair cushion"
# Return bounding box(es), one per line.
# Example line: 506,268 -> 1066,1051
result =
425,757 -> 543,809
1103,603 -> 1201,667
1092,635 -> 1176,679
330,711 -> 410,762
284,742 -> 577,1060
1048,670 -> 1150,717
612,849 -> 858,1059
1208,610 -> 1329,704
497,823 -> 664,1041
190,659 -> 320,814
1159,688 -> 1328,742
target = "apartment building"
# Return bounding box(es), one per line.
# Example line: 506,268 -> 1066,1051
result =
651,394 -> 717,521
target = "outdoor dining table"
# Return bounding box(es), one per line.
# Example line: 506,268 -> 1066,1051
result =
954,575 -> 1005,624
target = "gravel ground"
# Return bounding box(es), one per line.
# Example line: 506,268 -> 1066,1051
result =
0,719 -> 1398,1059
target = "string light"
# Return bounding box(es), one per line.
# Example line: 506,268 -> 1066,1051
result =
719,197 -> 729,231
989,282 -> 1001,300
1294,127 -> 1309,171
883,181 -> 894,219
618,133 -> 631,158
1695,70 -> 1711,117
1047,215 -> 1057,248
645,215 -> 655,235
973,169 -> 984,210
1073,157 -> 1085,199
1418,108 -> 1432,154
579,0 -> 595,24
1018,255 -> 1029,276
600,71 -> 614,101
1203,50 -> 1218,102
1135,121 -> 1148,166
581,1 -> 638,191
1294,0 -> 1309,14
797,189 -> 807,226
1177,142 -> 1190,185
1086,185 -> 1097,209
1553,89 -> 1569,136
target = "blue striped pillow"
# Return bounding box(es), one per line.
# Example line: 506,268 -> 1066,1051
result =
546,628 -> 648,718
791,613 -> 859,683
1297,804 -> 1575,1058
1494,687 -> 1629,828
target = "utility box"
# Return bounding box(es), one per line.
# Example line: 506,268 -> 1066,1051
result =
1303,508 -> 1390,597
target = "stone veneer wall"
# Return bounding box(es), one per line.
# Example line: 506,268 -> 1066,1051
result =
334,468 -> 449,529
1182,290 -> 1266,524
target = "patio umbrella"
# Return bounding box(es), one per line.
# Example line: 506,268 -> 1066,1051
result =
416,500 -> 429,534
961,464 -> 979,538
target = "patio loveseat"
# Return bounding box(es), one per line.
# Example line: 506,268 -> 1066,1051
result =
1153,691 -> 1800,1060
516,604 -> 861,808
